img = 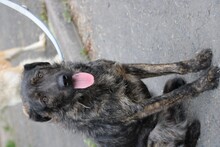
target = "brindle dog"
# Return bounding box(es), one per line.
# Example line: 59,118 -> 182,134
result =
21,49 -> 220,147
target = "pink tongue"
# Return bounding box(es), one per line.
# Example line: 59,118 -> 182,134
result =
72,72 -> 94,89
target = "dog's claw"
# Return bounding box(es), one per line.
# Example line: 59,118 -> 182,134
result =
207,66 -> 220,89
217,68 -> 220,74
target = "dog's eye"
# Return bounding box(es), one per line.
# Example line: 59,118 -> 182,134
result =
35,93 -> 42,97
41,96 -> 48,104
38,72 -> 43,78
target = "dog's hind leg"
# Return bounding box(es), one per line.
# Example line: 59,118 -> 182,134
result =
184,120 -> 201,147
147,78 -> 188,147
163,77 -> 187,122
0,34 -> 46,60
124,66 -> 220,122
122,49 -> 212,78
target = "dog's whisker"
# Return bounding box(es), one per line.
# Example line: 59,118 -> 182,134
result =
77,102 -> 90,109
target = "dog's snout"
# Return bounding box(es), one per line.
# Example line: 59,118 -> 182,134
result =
58,74 -> 72,88
63,75 -> 69,86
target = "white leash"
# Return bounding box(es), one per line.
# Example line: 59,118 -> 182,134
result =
0,0 -> 64,61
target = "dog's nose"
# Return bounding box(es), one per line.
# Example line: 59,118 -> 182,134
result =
58,74 -> 72,88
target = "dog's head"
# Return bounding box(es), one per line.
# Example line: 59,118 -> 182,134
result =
21,62 -> 95,122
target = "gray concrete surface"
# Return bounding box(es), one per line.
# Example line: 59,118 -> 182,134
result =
1,0 -> 220,147
69,0 -> 220,146
45,0 -> 86,62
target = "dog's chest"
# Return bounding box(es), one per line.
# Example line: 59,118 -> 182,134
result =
71,60 -> 148,120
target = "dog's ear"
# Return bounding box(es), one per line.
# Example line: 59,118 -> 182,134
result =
24,62 -> 50,71
29,109 -> 51,122
23,105 -> 51,122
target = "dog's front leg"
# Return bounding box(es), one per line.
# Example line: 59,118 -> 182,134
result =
122,49 -> 212,78
124,66 -> 220,122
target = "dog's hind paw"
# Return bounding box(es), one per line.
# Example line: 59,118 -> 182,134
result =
185,120 -> 201,146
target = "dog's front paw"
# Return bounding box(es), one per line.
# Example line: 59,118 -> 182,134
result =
193,66 -> 220,92
178,49 -> 213,74
195,49 -> 213,70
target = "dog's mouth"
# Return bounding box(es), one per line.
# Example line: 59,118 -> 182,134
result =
72,72 -> 94,89
58,72 -> 94,89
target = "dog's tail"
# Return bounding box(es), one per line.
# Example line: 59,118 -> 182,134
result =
22,33 -> 46,51
2,34 -> 46,60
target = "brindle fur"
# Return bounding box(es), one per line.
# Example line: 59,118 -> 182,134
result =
21,49 -> 219,147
